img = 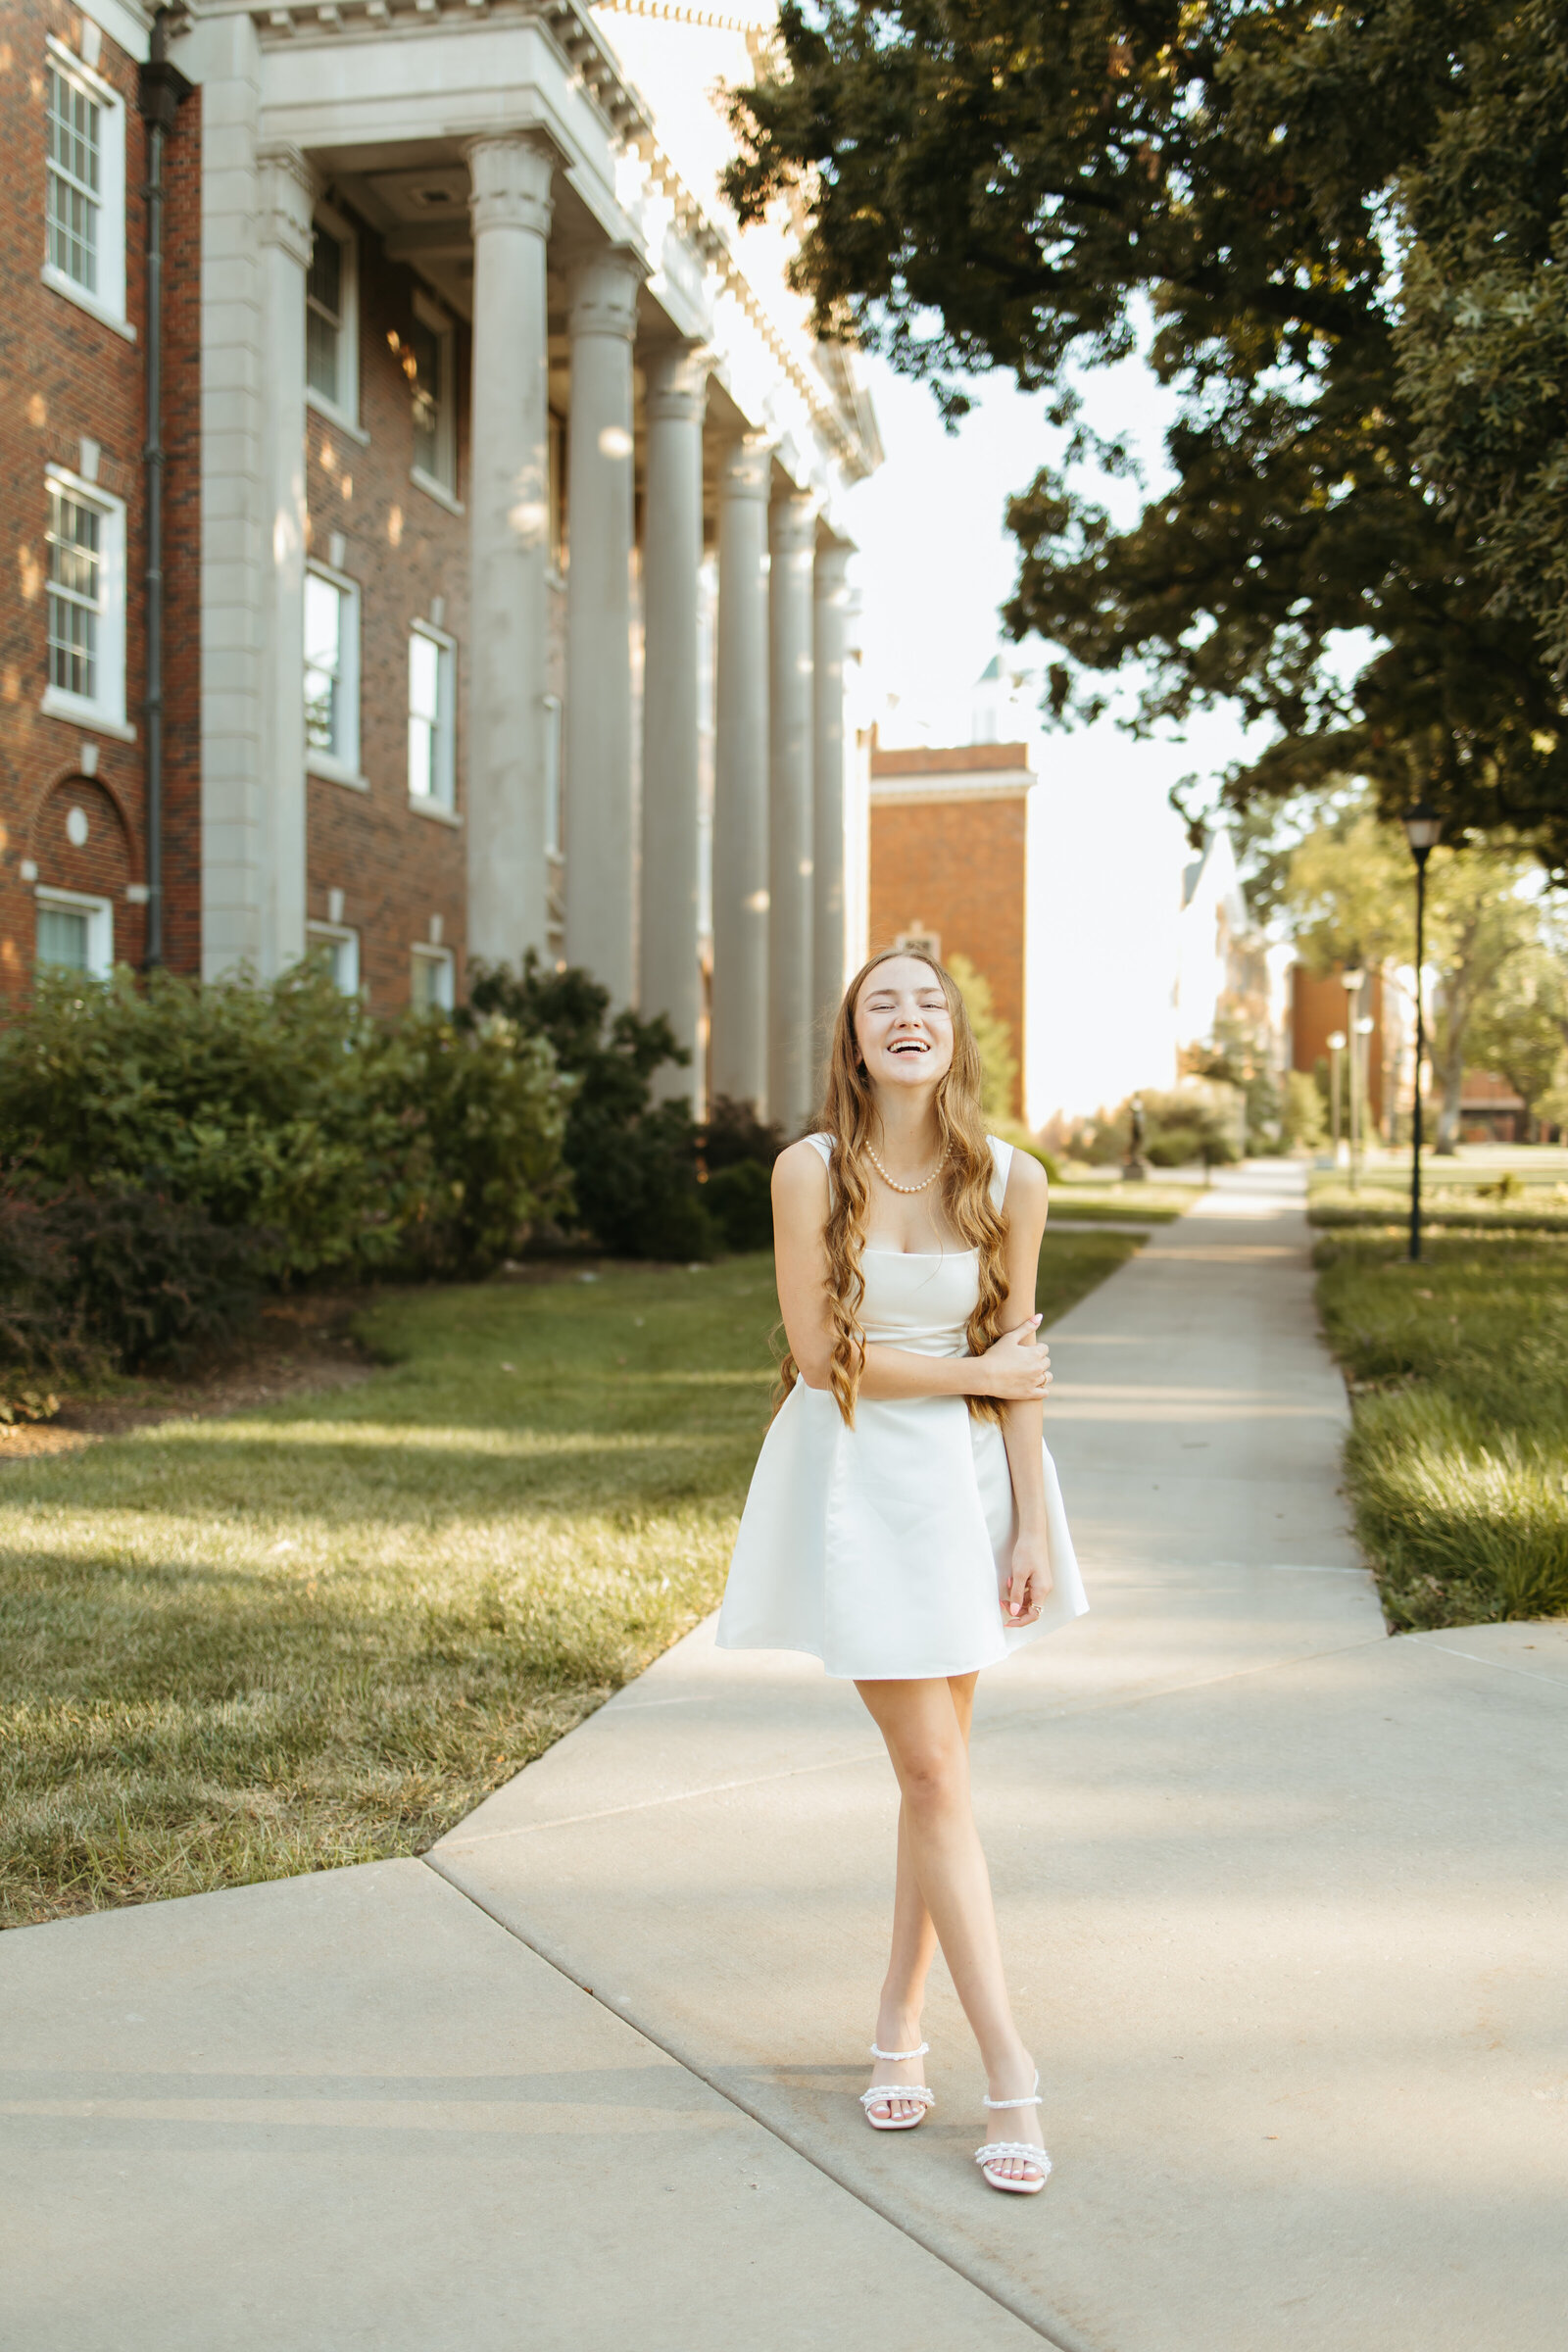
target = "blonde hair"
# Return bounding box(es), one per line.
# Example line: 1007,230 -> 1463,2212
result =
778,946 -> 1008,1429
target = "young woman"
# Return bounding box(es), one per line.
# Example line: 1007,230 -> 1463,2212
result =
716,948 -> 1087,2196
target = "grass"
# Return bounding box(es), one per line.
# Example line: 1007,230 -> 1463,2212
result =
1315,1231 -> 1568,1631
1046,1183 -> 1200,1225
1309,1154 -> 1568,1233
0,1227 -> 1141,1929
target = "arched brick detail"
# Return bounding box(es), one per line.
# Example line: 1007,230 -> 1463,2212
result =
27,774 -> 146,972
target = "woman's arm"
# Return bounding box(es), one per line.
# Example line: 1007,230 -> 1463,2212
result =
994,1152 -> 1054,1619
771,1141 -> 1051,1405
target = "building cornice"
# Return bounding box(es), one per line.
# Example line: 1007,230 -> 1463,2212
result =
184,0 -> 875,484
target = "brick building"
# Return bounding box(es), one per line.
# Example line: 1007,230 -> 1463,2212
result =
868,741 -> 1032,1116
0,0 -> 880,1131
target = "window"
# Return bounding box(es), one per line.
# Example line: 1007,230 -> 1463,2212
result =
411,945 -> 455,1014
409,294 -> 457,498
306,206 -> 358,424
42,467 -> 126,731
408,624 -> 455,808
307,922 -> 361,996
36,886 -> 113,979
304,566 -> 361,780
43,42 -> 127,332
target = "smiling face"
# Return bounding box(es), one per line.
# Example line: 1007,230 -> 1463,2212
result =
853,956 -> 956,1100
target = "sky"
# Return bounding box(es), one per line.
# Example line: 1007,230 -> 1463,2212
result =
837,347 -> 1262,803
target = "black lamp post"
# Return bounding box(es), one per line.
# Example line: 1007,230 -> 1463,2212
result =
1403,802 -> 1443,1260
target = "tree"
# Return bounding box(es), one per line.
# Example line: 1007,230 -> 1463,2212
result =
946,952 -> 1020,1123
726,0 -> 1568,874
1396,3 -> 1568,687
1281,798 -> 1537,1149
1465,946 -> 1568,1139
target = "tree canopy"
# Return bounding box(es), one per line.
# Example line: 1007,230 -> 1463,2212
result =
727,0 -> 1568,875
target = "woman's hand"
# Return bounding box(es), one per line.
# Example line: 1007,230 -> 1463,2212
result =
1004,1529 -> 1054,1627
972,1315 -> 1053,1401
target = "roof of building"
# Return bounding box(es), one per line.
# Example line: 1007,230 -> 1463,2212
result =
871,741 -> 1032,777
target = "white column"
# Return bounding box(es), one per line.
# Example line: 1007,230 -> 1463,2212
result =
710,437 -> 772,1111
811,540 -> 853,1072
564,246 -> 642,1000
768,487 -> 817,1134
466,133 -> 556,969
257,144 -> 313,979
640,341 -> 709,1095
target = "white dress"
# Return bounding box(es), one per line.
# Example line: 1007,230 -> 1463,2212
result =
716,1133 -> 1088,1680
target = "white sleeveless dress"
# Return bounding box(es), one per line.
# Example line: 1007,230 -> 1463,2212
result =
716,1133 -> 1088,1681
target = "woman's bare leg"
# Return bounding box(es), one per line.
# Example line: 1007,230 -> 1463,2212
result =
865,1674 -> 977,2122
857,1674 -> 1045,2180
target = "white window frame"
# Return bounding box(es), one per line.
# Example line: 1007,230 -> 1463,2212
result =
409,290 -> 460,509
36,884 -> 114,980
407,620 -> 457,814
305,201 -> 360,436
42,36 -> 131,340
306,921 -> 361,997
410,943 -> 456,1014
304,561 -> 364,788
41,464 -> 130,736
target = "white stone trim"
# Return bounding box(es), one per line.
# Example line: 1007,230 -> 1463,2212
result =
75,0 -> 154,66
870,769 -> 1035,805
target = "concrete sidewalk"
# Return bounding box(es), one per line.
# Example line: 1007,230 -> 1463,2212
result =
5,1167 -> 1564,2349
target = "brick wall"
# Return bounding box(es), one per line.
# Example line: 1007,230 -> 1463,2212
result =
304,205 -> 475,1009
868,789 -> 1028,1116
0,1 -> 201,1001
1292,962 -> 1388,1126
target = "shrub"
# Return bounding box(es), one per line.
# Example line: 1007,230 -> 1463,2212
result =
702,1096 -> 786,1172
466,955 -> 717,1259
1283,1069 -> 1328,1152
374,1012 -> 569,1278
0,964 -> 403,1278
0,1185 -> 264,1408
0,1194 -> 101,1416
1146,1124 -> 1208,1168
43,1189 -> 270,1369
704,1158 -> 774,1251
0,964 -> 571,1291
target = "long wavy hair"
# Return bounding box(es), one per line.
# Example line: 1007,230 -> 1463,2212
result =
777,947 -> 1009,1429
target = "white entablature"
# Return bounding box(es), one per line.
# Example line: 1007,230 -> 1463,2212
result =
179,0 -> 874,501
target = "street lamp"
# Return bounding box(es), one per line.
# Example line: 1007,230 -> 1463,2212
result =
1402,801 -> 1443,1261
1342,968 -> 1366,1192
1327,1029 -> 1347,1164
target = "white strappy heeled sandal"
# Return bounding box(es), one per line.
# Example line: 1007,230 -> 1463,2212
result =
975,2070 -> 1051,2193
859,2041 -> 937,2132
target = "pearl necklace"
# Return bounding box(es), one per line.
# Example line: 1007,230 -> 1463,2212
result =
865,1143 -> 947,1195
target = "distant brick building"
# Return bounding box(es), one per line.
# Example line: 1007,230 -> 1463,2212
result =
868,740 -> 1031,1115
0,0 -> 879,1133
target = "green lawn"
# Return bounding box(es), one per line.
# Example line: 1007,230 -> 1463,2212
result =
0,1226 -> 1140,1928
1047,1183 -> 1200,1225
1315,1231 -> 1568,1630
1309,1154 -> 1568,1233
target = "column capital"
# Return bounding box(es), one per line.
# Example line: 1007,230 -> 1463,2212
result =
813,541 -> 854,599
256,143 -> 315,268
567,245 -> 646,342
643,340 -> 711,425
719,434 -> 775,503
466,132 -> 557,240
769,485 -> 820,554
